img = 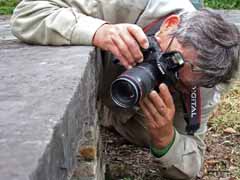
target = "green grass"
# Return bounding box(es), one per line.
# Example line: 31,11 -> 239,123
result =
0,0 -> 18,15
207,81 -> 239,180
205,0 -> 240,9
209,81 -> 240,133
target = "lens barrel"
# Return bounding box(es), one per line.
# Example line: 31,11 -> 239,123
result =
111,63 -> 159,108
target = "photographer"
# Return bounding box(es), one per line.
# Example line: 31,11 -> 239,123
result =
11,0 -> 240,179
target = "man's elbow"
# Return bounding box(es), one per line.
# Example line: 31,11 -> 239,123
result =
10,2 -> 29,42
160,152 -> 202,180
160,166 -> 200,180
10,4 -> 41,44
11,15 -> 25,42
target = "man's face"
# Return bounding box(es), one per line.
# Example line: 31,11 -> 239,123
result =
169,38 -> 203,89
155,33 -> 203,91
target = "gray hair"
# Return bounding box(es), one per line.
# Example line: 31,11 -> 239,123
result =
172,9 -> 240,87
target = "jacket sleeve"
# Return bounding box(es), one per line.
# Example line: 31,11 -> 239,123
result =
11,0 -> 195,45
152,86 -> 223,180
10,0 -> 107,45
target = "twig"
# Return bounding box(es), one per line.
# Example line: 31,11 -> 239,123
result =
207,169 -> 230,173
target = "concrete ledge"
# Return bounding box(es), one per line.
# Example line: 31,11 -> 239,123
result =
217,10 -> 240,29
0,23 -> 104,179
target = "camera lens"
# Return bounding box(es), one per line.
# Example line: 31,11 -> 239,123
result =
111,63 -> 159,108
111,78 -> 140,108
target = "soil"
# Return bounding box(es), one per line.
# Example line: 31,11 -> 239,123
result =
102,127 -> 239,180
102,128 -> 167,180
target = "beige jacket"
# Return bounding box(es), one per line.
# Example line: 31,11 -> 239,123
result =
11,0 -> 195,45
11,0 -> 221,179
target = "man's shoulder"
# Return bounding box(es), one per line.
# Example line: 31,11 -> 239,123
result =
136,0 -> 196,27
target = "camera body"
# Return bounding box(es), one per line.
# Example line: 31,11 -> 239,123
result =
111,36 -> 185,108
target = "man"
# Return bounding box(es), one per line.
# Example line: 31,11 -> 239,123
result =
11,0 -> 240,179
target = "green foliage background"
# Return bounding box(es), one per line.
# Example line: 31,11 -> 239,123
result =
204,0 -> 240,9
0,0 -> 18,15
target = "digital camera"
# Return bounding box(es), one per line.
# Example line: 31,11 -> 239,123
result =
111,36 -> 185,108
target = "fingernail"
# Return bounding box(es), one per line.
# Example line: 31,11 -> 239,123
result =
159,83 -> 166,89
153,90 -> 158,94
144,42 -> 149,49
150,90 -> 156,96
128,65 -> 132,69
138,58 -> 143,63
155,36 -> 160,41
143,41 -> 149,49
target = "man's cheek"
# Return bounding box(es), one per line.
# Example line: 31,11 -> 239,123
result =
178,69 -> 190,82
178,71 -> 195,88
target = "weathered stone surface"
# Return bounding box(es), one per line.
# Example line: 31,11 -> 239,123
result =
0,16 -> 15,41
0,18 -> 103,180
218,10 -> 240,78
218,10 -> 240,29
73,162 -> 97,177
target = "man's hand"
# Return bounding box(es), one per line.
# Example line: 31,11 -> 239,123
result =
140,83 -> 175,149
92,23 -> 149,69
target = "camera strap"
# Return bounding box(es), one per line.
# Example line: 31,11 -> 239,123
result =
143,11 -> 181,35
143,16 -> 169,36
180,86 -> 202,135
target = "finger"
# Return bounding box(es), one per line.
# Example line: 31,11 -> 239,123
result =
112,35 -> 135,66
118,55 -> 132,69
139,101 -> 158,128
119,31 -> 143,63
143,96 -> 164,126
149,90 -> 167,118
158,83 -> 175,110
108,43 -> 130,69
127,25 -> 149,49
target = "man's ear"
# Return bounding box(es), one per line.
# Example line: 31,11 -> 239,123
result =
160,15 -> 181,32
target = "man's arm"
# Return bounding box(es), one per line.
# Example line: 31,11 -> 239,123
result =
140,85 -> 221,179
11,0 -> 195,68
152,130 -> 205,179
10,0 -> 195,45
11,0 -> 107,45
11,0 -> 150,68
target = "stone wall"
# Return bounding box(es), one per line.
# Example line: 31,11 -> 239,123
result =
0,17 -> 106,180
